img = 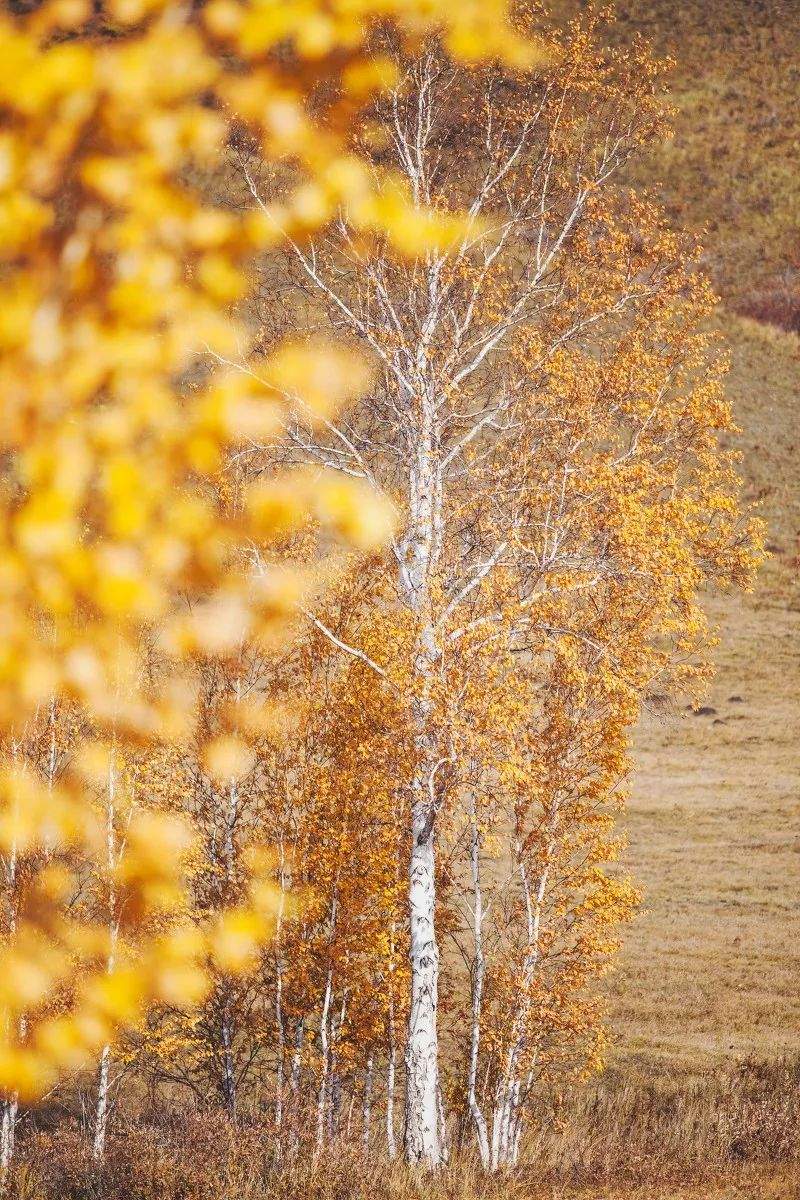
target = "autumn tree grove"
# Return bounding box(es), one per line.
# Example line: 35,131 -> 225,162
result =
0,0 -> 761,1179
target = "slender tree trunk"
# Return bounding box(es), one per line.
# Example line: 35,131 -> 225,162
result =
1,758 -> 20,1176
327,994 -> 347,1141
386,994 -> 397,1159
491,850 -> 551,1168
290,1018 -> 304,1149
291,1019 -> 304,1097
92,1045 -> 112,1160
220,697 -> 241,1123
509,1068 -> 533,1167
221,997 -> 237,1118
467,798 -> 490,1168
403,404 -> 444,1168
274,844 -> 287,1131
499,1078 -> 519,1167
275,974 -> 285,1130
362,1054 -> 374,1149
93,752 -> 118,1160
490,1082 -> 506,1171
0,1095 -> 18,1173
437,1084 -> 449,1164
329,1070 -> 342,1141
405,762 -> 442,1165
316,969 -> 333,1150
1,717 -> 58,1171
491,1069 -> 520,1170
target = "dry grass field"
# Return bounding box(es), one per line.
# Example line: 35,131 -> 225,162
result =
610,315 -> 800,1072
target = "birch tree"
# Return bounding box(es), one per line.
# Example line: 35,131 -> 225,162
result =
241,14 -> 761,1167
92,750 -> 121,1160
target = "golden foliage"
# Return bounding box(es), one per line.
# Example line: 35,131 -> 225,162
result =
239,14 -> 763,1146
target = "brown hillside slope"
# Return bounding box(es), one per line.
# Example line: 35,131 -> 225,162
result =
614,0 -> 800,327
596,0 -> 800,1073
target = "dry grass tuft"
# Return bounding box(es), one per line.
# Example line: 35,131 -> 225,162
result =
524,1057 -> 800,1182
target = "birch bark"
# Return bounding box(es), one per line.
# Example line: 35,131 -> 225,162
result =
402,391 -> 445,1167
467,797 -> 490,1168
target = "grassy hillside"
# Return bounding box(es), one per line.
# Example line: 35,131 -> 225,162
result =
601,0 -> 800,1074
615,0 -> 800,327
612,316 -> 800,1070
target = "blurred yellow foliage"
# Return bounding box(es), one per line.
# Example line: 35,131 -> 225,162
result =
0,0 -> 539,1102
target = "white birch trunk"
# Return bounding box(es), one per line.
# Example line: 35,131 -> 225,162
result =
467,799 -> 490,1168
403,394 -> 444,1168
491,1076 -> 520,1169
499,1077 -> 519,1167
490,850 -> 552,1168
274,844 -> 287,1131
0,1095 -> 18,1173
405,786 -> 441,1165
92,1044 -> 112,1160
490,1082 -> 504,1171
